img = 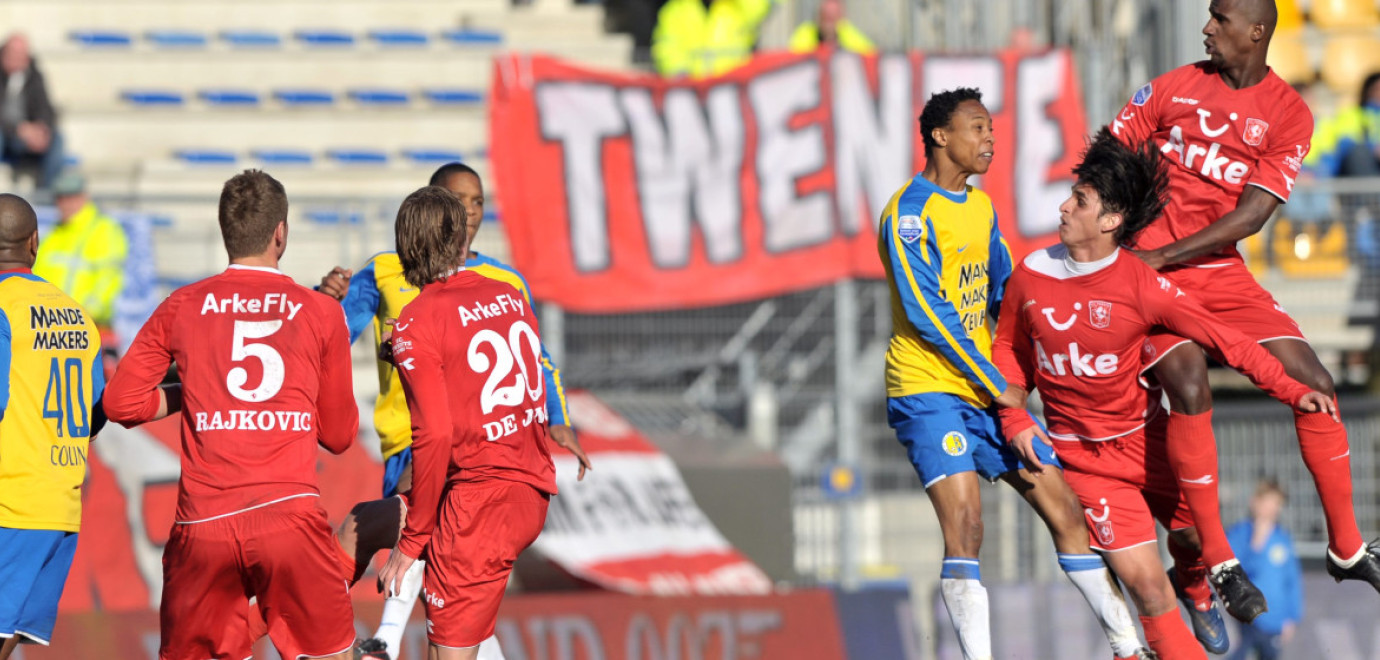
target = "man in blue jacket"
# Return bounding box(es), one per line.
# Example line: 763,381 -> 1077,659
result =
1227,479 -> 1303,660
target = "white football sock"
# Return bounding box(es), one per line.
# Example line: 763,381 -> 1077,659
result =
476,634 -> 506,660
941,577 -> 993,660
374,558 -> 425,654
1060,553 -> 1141,658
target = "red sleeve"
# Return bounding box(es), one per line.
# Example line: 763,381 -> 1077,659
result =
103,296 -> 176,426
1139,271 -> 1311,406
1246,98 -> 1313,202
1109,70 -> 1169,146
392,309 -> 450,559
990,272 -> 1039,439
314,301 -> 357,455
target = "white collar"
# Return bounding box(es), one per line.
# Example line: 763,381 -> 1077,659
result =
227,264 -> 283,275
1064,247 -> 1119,275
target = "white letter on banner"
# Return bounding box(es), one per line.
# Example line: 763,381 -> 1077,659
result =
622,85 -> 744,268
832,52 -> 912,235
1016,52 -> 1072,240
536,83 -> 628,273
749,61 -> 834,252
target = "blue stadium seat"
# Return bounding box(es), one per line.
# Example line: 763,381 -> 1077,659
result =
70,30 -> 133,47
349,89 -> 410,106
146,30 -> 208,48
422,89 -> 484,105
199,89 -> 261,106
251,149 -> 314,165
369,29 -> 429,46
401,149 -> 464,164
440,29 -> 503,45
121,90 -> 186,106
274,89 -> 337,106
294,29 -> 355,47
482,209 -> 499,223
326,148 -> 389,165
221,30 -> 282,48
174,149 -> 237,165
304,209 -> 364,225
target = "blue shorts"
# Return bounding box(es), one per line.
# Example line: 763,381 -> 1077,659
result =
383,447 -> 413,498
0,527 -> 78,645
888,392 -> 1058,487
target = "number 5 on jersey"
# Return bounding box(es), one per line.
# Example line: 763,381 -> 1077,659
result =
228,320 -> 285,402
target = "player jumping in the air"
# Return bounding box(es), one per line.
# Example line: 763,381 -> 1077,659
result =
103,171 -> 359,660
880,88 -> 1149,660
991,128 -> 1335,660
374,186 -> 558,660
1111,0 -> 1380,634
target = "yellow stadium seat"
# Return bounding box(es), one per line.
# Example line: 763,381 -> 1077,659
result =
1272,219 -> 1350,277
1276,0 -> 1306,33
1321,35 -> 1380,95
1268,37 -> 1314,84
1310,0 -> 1380,29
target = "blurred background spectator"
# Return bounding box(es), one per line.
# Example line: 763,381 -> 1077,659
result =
1227,479 -> 1303,660
788,0 -> 874,54
653,0 -> 775,78
0,32 -> 63,193
1307,72 -> 1380,179
33,171 -> 128,332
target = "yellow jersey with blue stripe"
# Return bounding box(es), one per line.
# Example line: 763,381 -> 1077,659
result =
340,251 -> 569,460
0,269 -> 104,532
878,175 -> 1012,407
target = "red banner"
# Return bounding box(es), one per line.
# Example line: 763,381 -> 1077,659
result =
491,49 -> 1089,313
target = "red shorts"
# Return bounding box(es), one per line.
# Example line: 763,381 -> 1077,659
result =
1142,261 -> 1305,367
159,496 -> 355,660
423,481 -> 550,649
1053,419 -> 1194,552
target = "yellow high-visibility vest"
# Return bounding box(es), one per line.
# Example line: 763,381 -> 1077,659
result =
653,0 -> 775,79
33,202 -> 128,327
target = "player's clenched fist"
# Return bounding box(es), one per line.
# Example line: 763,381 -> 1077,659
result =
318,266 -> 351,301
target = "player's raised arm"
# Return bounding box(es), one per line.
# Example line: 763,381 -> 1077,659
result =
329,261 -> 381,344
103,297 -> 178,426
882,210 -> 1007,398
314,303 -> 358,454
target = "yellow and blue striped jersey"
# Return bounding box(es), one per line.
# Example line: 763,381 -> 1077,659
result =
878,175 -> 1012,406
340,251 -> 569,460
0,269 -> 104,532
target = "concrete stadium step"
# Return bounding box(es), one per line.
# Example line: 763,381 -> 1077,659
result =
63,107 -> 487,166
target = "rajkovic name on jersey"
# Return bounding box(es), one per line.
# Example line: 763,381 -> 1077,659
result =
199,292 -> 304,320
194,409 -> 314,433
29,305 -> 92,351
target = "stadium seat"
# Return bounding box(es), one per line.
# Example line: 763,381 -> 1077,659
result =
1310,0 -> 1380,29
422,89 -> 484,105
199,89 -> 261,106
401,148 -> 465,164
294,29 -> 356,47
349,89 -> 410,106
146,30 -> 208,48
274,89 -> 337,107
368,29 -> 429,46
121,90 -> 186,106
303,209 -> 364,225
251,149 -> 314,165
69,30 -> 133,47
220,30 -> 283,48
1321,35 -> 1380,94
1275,0 -> 1306,34
1266,38 -> 1313,85
326,148 -> 389,165
1272,219 -> 1349,277
173,149 -> 237,165
441,29 -> 504,46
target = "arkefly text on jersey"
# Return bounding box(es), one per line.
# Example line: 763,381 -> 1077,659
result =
457,292 -> 526,327
199,292 -> 304,320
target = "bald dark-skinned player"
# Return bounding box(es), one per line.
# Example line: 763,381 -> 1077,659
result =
1112,0 -> 1380,648
0,194 -> 105,658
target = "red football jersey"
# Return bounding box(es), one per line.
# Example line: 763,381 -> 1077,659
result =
391,270 -> 556,558
1111,62 -> 1313,266
991,246 -> 1311,441
103,265 -> 358,523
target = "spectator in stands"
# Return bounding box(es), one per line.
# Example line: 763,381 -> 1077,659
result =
653,0 -> 775,79
1226,479 -> 1303,660
788,0 -> 875,54
1306,72 -> 1380,178
0,33 -> 63,191
33,172 -> 128,331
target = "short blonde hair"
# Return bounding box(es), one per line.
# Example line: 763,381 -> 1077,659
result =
395,186 -> 467,288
